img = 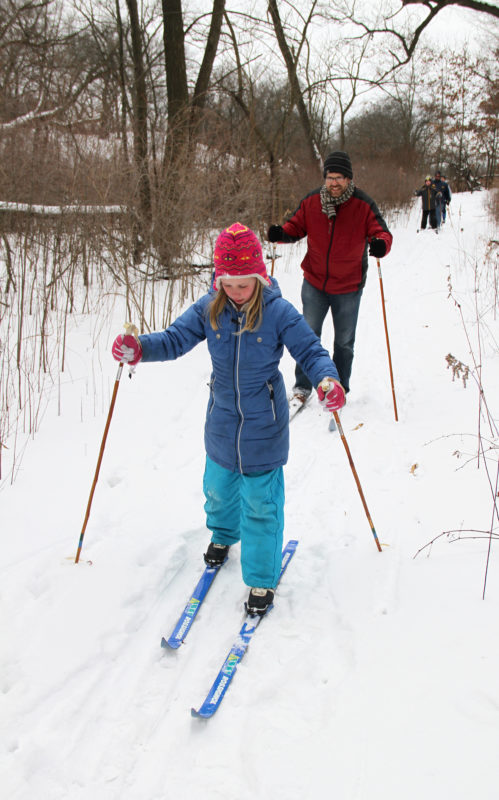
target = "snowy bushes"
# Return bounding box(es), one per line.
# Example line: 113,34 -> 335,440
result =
415,233 -> 499,597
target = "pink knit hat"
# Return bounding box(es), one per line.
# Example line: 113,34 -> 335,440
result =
213,222 -> 271,290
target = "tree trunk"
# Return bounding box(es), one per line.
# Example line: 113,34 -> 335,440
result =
191,0 -> 225,121
267,0 -> 322,172
125,0 -> 152,250
115,0 -> 130,164
162,0 -> 189,141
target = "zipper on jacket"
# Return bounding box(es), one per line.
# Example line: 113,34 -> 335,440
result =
322,216 -> 336,292
234,315 -> 244,472
266,380 -> 276,421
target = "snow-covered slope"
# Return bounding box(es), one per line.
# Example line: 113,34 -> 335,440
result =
1,192 -> 498,799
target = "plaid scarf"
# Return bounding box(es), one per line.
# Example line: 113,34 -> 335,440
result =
320,181 -> 355,217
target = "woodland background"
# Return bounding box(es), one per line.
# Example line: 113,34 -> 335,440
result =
0,0 -> 498,485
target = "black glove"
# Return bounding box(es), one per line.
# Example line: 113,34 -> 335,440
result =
368,238 -> 387,258
268,225 -> 284,243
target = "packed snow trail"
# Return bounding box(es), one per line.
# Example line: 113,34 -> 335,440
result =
1,193 -> 498,799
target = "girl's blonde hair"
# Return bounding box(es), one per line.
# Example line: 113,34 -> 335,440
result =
209,281 -> 264,334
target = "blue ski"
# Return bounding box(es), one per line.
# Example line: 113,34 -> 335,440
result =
191,539 -> 298,718
161,560 -> 226,649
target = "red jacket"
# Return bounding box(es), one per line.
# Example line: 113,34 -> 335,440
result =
280,187 -> 393,294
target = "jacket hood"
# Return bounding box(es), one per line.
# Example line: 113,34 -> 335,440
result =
263,276 -> 282,301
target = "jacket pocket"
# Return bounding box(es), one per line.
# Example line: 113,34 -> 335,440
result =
208,376 -> 216,414
266,381 -> 276,421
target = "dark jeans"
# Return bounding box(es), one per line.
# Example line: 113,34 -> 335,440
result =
294,279 -> 363,394
435,200 -> 443,227
421,209 -> 437,229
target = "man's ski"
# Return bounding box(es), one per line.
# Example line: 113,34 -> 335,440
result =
289,394 -> 311,421
191,539 -> 298,718
161,559 -> 226,649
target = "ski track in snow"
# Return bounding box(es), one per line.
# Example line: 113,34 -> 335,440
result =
1,193 -> 499,799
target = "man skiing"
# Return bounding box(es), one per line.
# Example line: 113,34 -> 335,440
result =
267,151 -> 392,406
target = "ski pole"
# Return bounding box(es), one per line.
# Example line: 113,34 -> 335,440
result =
320,380 -> 382,552
376,258 -> 398,422
270,244 -> 276,276
75,323 -> 138,563
266,245 -> 281,275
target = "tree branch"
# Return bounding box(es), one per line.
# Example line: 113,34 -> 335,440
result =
267,0 -> 321,168
402,0 -> 499,20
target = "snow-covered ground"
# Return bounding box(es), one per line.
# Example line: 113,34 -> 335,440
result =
1,192 -> 498,799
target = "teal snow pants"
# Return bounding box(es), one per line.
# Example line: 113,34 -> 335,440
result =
203,456 -> 284,588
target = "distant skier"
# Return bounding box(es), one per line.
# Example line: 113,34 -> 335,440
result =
433,171 -> 451,225
111,222 -> 345,616
415,176 -> 441,231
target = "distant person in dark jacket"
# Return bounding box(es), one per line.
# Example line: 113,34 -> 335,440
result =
267,151 -> 392,403
442,176 -> 452,222
433,171 -> 451,224
415,176 -> 441,231
111,222 -> 344,616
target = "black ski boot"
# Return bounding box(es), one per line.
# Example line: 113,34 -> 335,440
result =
204,542 -> 230,568
246,587 -> 275,617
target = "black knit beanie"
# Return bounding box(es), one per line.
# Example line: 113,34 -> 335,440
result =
323,151 -> 353,179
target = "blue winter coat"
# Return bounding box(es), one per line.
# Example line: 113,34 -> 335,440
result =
138,278 -> 338,473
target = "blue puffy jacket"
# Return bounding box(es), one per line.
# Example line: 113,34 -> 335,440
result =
139,278 -> 338,473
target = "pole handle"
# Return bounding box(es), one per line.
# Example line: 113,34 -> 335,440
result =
124,322 -> 139,339
271,244 -> 276,276
122,322 -> 140,378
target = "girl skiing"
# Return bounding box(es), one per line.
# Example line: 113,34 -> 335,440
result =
111,222 -> 345,615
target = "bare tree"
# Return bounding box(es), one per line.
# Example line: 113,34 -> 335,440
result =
401,0 -> 499,20
267,0 -> 322,171
125,0 -> 152,241
340,0 -> 498,81
162,0 -> 225,152
322,37 -> 374,149
0,0 -> 109,132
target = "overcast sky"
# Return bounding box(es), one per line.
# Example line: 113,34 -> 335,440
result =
417,3 -> 497,50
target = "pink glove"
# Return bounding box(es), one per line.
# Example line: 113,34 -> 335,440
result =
111,334 -> 142,365
317,378 -> 346,411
